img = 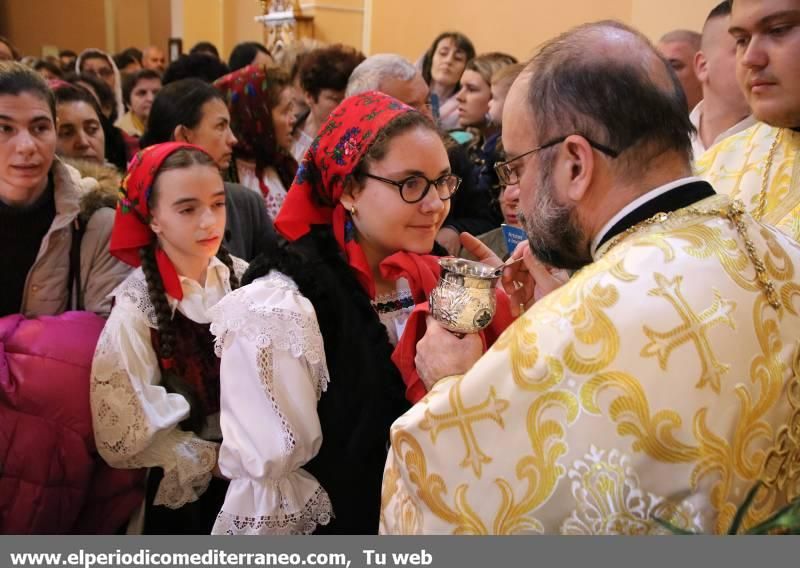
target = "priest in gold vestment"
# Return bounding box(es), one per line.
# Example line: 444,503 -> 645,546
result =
381,21 -> 800,535
696,0 -> 800,241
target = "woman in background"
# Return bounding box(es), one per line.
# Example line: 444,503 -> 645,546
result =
214,64 -> 298,220
420,32 -> 475,130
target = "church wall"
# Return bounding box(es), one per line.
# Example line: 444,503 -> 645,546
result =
181,0 -> 225,58
631,0 -> 721,43
0,0 -> 108,57
0,0 -> 728,66
368,0 -> 632,62
301,2 -> 365,49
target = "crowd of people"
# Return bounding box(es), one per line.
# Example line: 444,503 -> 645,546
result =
1,0 -> 799,535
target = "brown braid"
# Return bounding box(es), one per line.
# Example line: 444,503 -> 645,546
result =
216,244 -> 240,291
139,244 -> 176,360
139,243 -> 207,434
137,146 -> 229,434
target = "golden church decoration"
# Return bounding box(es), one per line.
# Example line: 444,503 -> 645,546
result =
255,0 -> 314,55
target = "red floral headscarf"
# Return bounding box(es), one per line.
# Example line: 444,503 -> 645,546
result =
109,142 -> 213,301
275,90 -> 425,297
213,63 -> 297,195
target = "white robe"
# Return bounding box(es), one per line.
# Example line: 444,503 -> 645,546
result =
381,195 -> 800,535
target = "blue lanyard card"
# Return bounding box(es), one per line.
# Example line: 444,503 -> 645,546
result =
502,224 -> 527,253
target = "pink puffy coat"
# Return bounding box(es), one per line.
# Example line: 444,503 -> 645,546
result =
0,312 -> 143,534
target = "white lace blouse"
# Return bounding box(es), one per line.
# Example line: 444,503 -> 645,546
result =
90,256 -> 247,510
208,270 -> 332,535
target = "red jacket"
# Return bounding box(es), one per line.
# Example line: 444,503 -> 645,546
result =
0,312 -> 143,534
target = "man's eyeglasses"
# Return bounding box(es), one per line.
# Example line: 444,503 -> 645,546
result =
363,173 -> 462,204
494,135 -> 619,186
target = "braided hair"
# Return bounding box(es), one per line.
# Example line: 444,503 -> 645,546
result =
139,147 -> 240,433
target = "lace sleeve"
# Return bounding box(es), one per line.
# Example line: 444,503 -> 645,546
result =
209,271 -> 333,535
90,300 -> 218,509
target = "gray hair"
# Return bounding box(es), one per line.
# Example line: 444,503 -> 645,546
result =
345,54 -> 417,97
658,29 -> 702,51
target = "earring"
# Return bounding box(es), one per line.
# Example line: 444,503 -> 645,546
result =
350,204 -> 357,217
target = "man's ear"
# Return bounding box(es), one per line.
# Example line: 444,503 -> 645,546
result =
562,134 -> 594,203
695,50 -> 708,84
173,124 -> 190,143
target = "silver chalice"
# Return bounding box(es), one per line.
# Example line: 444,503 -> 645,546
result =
429,258 -> 501,334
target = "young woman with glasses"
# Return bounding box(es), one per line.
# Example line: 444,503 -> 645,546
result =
205,92 -> 519,535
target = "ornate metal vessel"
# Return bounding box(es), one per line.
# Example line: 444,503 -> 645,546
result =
429,258 -> 500,334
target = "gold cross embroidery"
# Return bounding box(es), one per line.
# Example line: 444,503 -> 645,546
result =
420,379 -> 509,478
641,273 -> 736,393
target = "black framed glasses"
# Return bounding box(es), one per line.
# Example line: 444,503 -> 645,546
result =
494,135 -> 619,186
363,173 -> 462,204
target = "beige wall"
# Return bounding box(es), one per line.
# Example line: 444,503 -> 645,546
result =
368,0 -> 720,61
0,0 -> 170,58
301,0 -> 365,48
369,0 -> 632,62
181,0 -> 224,57
148,0 -> 172,54
0,0 -> 107,57
631,0 -> 720,43
0,0 -> 722,64
114,0 -> 151,53
223,0 -> 265,62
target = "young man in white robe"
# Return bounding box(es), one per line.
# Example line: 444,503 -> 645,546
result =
696,0 -> 800,241
381,20 -> 800,535
690,1 -> 755,159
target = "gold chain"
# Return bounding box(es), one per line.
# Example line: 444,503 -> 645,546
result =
603,199 -> 780,309
755,128 -> 784,221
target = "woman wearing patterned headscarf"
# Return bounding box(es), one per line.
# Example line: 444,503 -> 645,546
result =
214,64 -> 298,220
90,142 -> 248,534
208,91 -> 512,534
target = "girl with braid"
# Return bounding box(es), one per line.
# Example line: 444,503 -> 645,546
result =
90,142 -> 247,534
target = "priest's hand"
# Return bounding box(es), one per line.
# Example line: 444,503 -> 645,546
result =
416,317 -> 483,389
436,227 -> 463,256
459,232 -> 502,267
501,241 -> 568,316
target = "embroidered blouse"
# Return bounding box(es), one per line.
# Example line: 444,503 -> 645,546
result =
90,255 -> 248,510
236,159 -> 289,221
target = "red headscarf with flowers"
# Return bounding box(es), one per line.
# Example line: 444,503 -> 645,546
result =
213,63 -> 297,195
109,142 -> 213,301
276,90 -> 433,298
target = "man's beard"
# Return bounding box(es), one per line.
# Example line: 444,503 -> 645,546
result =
519,166 -> 591,271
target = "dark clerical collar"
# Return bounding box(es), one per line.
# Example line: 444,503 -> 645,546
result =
593,179 -> 716,256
